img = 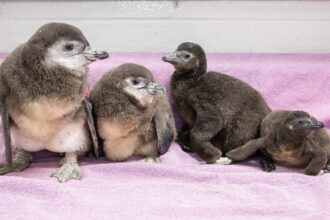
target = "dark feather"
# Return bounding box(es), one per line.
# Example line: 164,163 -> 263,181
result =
83,98 -> 99,157
157,123 -> 173,155
1,103 -> 12,165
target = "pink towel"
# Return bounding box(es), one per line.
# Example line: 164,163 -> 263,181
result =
0,52 -> 329,219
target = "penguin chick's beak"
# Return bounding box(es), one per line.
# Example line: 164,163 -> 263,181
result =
307,119 -> 325,130
162,52 -> 181,65
83,46 -> 109,62
140,82 -> 166,95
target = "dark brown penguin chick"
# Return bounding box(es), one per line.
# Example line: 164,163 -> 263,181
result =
89,63 -> 176,163
226,111 -> 330,175
0,22 -> 109,182
162,42 -> 271,164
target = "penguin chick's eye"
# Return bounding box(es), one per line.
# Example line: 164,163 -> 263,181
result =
298,120 -> 303,124
64,44 -> 74,51
184,54 -> 190,59
131,79 -> 139,85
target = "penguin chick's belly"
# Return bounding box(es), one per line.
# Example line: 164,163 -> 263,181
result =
263,147 -> 312,168
11,120 -> 89,153
10,99 -> 88,153
98,119 -> 157,161
11,126 -> 45,152
46,120 -> 89,153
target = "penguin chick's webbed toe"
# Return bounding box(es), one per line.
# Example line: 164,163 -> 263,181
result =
0,150 -> 32,175
51,163 -> 82,183
50,153 -> 82,183
200,157 -> 233,165
176,123 -> 194,153
139,157 -> 160,164
215,157 -> 233,165
260,156 -> 276,172
322,160 -> 330,174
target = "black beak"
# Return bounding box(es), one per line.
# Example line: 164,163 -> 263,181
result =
83,46 -> 109,61
162,52 -> 181,65
140,82 -> 166,95
307,119 -> 325,130
93,51 -> 109,60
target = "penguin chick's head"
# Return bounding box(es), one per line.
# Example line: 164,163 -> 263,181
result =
22,22 -> 109,73
162,42 -> 207,74
112,64 -> 166,107
283,111 -> 325,139
123,77 -> 165,107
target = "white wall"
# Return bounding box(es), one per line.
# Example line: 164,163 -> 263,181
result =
0,0 -> 330,53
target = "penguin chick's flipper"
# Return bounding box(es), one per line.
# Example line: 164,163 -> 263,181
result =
260,154 -> 276,172
177,122 -> 194,153
154,112 -> 174,155
139,157 -> 160,164
189,101 -> 223,163
304,144 -> 327,175
0,150 -> 32,175
83,97 -> 99,157
1,103 -> 12,165
157,128 -> 173,155
50,152 -> 82,183
226,136 -> 271,161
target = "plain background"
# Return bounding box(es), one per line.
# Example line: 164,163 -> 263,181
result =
0,0 -> 330,53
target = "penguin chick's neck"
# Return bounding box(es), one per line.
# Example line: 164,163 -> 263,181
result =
124,86 -> 155,109
276,126 -> 311,145
174,68 -> 204,81
171,68 -> 204,95
43,57 -> 89,77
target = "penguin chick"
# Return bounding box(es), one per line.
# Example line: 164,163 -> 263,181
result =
162,42 -> 271,164
226,111 -> 330,175
89,63 -> 176,163
0,23 -> 109,182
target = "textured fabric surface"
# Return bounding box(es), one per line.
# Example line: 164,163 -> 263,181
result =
0,52 -> 329,219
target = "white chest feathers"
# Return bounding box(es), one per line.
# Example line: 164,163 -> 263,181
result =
10,98 -> 88,153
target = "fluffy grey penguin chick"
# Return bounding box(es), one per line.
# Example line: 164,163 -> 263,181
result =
226,111 -> 330,175
0,22 -> 109,182
89,63 -> 176,163
162,42 -> 271,164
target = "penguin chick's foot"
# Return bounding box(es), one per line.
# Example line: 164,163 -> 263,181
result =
51,153 -> 82,183
322,160 -> 330,175
200,157 -> 233,165
139,157 -> 160,164
0,150 -> 33,175
260,158 -> 276,172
